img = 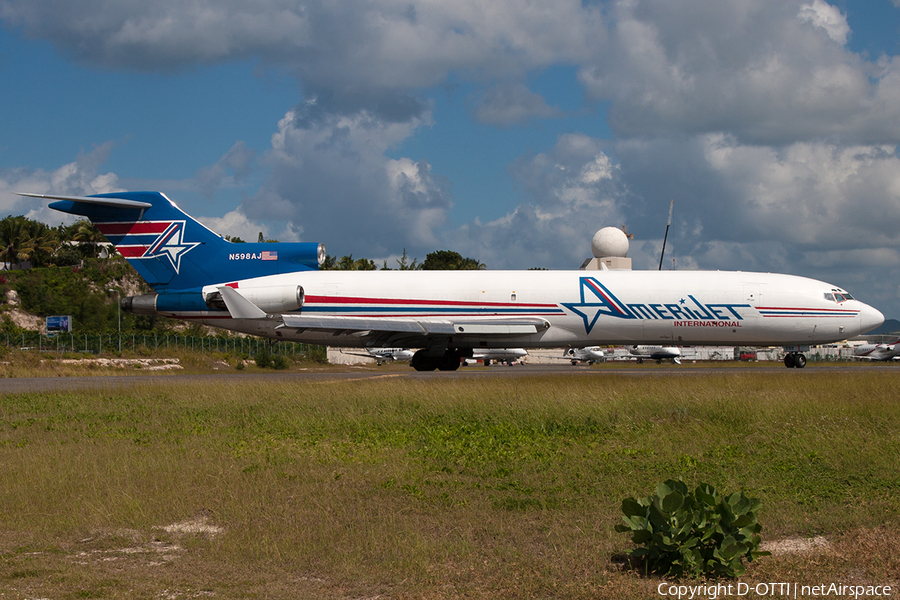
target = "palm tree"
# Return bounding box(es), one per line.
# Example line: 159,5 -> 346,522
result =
71,219 -> 107,258
0,216 -> 32,269
17,220 -> 58,267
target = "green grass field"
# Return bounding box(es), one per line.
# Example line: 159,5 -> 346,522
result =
1,368 -> 898,598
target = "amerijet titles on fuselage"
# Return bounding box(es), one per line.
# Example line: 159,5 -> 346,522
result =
22,191 -> 885,371
565,277 -> 751,333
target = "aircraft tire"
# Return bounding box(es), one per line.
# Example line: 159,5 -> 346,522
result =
784,353 -> 796,368
411,351 -> 438,372
794,353 -> 807,368
437,352 -> 462,371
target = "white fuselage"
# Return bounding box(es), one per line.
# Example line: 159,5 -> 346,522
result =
369,348 -> 415,361
183,269 -> 882,349
564,347 -> 605,362
473,348 -> 528,360
853,341 -> 900,361
628,345 -> 682,360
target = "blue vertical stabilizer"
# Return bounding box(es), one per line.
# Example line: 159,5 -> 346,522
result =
25,191 -> 323,291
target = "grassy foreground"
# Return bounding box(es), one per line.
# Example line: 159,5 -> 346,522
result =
1,370 -> 899,599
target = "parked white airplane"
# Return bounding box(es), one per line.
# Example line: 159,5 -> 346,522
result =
464,348 -> 528,366
341,347 -> 414,365
559,347 -> 605,365
24,192 -> 885,371
853,337 -> 900,361
626,345 -> 683,364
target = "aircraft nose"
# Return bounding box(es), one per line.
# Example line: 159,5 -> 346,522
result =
858,303 -> 885,335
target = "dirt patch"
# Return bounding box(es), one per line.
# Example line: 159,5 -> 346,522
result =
157,516 -> 225,537
71,516 -> 225,570
761,535 -> 831,556
49,357 -> 183,370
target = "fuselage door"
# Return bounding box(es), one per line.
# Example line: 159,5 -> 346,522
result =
743,284 -> 764,309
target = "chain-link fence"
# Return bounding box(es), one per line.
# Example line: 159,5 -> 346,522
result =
2,331 -> 315,357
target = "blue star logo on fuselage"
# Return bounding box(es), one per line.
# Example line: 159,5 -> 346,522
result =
562,277 -> 637,334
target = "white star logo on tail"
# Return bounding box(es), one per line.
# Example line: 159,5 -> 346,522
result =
145,222 -> 199,274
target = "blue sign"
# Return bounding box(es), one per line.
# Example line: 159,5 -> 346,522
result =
46,315 -> 72,333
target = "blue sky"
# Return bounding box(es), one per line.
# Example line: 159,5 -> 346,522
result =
2,0 -> 900,318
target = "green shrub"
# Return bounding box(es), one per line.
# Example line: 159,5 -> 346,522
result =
306,345 -> 329,364
271,354 -> 289,370
615,480 -> 768,579
254,347 -> 272,368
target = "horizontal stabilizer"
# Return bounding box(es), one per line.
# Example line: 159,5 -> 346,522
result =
16,192 -> 152,209
218,286 -> 268,320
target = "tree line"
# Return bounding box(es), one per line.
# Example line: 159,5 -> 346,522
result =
322,249 -> 486,271
0,215 -> 106,269
1,215 -> 487,271
0,214 -> 487,336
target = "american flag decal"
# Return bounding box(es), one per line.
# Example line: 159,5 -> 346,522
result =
261,251 -> 278,261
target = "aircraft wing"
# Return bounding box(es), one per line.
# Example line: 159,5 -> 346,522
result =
339,350 -> 395,361
218,286 -> 550,343
340,350 -> 381,359
279,314 -> 547,335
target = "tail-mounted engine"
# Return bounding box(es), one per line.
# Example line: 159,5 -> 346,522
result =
202,285 -> 305,314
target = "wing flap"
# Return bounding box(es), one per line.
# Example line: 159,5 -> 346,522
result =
279,314 -> 549,336
280,314 -> 442,334
450,323 -> 542,334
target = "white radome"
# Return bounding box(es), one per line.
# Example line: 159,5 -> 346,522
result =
591,226 -> 629,258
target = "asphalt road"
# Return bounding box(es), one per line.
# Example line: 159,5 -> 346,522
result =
2,362 -> 897,394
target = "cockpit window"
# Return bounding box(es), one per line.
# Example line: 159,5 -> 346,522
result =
825,291 -> 854,303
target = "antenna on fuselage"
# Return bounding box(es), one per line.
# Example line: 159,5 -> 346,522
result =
658,199 -> 674,271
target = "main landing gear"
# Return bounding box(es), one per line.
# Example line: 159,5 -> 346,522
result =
411,349 -> 462,372
783,352 -> 807,368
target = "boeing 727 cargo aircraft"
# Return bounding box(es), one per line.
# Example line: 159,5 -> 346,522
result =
21,191 -> 884,371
